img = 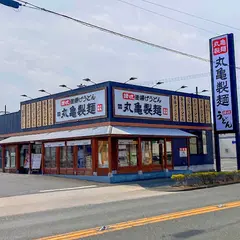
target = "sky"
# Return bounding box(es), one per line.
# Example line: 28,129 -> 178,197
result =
0,0 -> 240,112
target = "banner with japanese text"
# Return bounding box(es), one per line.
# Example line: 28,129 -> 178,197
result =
26,104 -> 31,129
31,102 -> 37,128
36,101 -> 42,127
186,97 -> 192,122
192,98 -> 199,123
179,96 -> 186,122
172,95 -> 179,122
21,104 -> 26,129
113,89 -> 171,119
55,89 -> 106,123
210,34 -> 234,132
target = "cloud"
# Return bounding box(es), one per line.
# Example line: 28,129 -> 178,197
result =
1,0 -> 239,111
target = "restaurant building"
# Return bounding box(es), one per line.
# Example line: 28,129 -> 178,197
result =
0,81 -> 214,182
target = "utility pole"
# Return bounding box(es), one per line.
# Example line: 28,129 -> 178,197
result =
196,86 -> 199,95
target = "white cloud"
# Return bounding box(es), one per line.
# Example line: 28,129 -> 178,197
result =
0,0 -> 240,111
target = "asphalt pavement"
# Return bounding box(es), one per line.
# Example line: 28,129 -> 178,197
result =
0,177 -> 240,240
0,173 -> 110,198
85,207 -> 240,240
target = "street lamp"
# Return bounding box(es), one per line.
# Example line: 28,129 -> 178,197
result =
195,87 -> 209,95
59,84 -> 72,90
124,77 -> 137,84
152,81 -> 164,88
38,89 -> 51,95
77,84 -> 86,88
83,78 -> 97,85
21,94 -> 33,100
176,85 -> 188,92
0,0 -> 22,9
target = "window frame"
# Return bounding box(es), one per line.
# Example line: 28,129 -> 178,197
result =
98,140 -> 109,169
189,130 -> 208,155
77,144 -> 92,169
44,146 -> 57,168
141,139 -> 165,167
117,139 -> 138,168
5,146 -> 16,169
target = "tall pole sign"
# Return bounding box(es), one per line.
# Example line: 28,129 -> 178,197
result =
210,33 -> 240,171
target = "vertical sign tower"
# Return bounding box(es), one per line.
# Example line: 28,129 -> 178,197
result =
210,33 -> 240,171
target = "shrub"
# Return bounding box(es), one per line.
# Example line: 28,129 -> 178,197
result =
171,174 -> 185,186
171,171 -> 240,187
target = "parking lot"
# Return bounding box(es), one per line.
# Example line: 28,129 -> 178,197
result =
0,158 -> 238,198
0,173 -> 106,198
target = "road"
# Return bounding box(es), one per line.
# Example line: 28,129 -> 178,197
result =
0,174 -> 240,240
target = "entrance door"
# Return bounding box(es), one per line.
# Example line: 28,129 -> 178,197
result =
20,145 -> 29,174
97,140 -> 109,176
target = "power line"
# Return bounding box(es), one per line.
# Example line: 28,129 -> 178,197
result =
13,1 -> 240,70
115,0 -> 218,35
160,72 -> 210,83
135,0 -> 240,32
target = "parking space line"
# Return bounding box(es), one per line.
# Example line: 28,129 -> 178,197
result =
39,185 -> 97,193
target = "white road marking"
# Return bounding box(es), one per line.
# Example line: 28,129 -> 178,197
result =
39,185 -> 97,193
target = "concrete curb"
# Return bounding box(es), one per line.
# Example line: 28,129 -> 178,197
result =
170,181 -> 240,192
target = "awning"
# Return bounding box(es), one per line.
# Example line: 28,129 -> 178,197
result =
110,126 -> 196,137
0,126 -> 195,145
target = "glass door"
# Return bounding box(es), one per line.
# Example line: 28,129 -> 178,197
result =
166,140 -> 173,169
98,140 -> 109,168
97,140 -> 109,176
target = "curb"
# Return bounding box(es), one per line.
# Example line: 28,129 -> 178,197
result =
170,181 -> 240,192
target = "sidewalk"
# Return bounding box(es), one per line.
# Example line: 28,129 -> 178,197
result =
0,184 -> 175,217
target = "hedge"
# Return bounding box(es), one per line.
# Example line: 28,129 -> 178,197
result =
171,171 -> 240,187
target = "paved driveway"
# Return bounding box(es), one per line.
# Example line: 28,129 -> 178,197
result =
0,173 -> 106,197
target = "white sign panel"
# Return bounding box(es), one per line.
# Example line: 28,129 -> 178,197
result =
67,139 -> 91,146
24,153 -> 42,169
179,148 -> 187,158
32,154 -> 42,169
211,35 -> 233,131
55,89 -> 106,123
44,142 -> 65,148
114,89 -> 171,119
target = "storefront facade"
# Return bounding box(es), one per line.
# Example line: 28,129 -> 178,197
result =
0,81 -> 213,182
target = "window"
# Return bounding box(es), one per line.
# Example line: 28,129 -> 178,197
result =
189,131 -> 207,155
77,145 -> 92,168
5,147 -> 16,168
60,146 -> 67,168
118,139 -> 137,167
98,141 -> 108,168
67,146 -> 74,168
202,131 -> 207,154
142,141 -> 152,166
189,138 -> 198,154
166,141 -> 172,165
20,145 -> 29,168
60,146 -> 74,168
45,147 -> 56,168
142,140 -> 164,166
32,145 -> 42,154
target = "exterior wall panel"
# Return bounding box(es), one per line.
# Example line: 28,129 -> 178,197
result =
0,112 -> 21,135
